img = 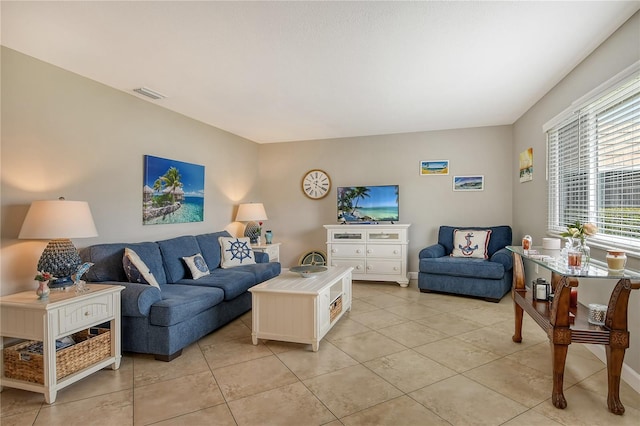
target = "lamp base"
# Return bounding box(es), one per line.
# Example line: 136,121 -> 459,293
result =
48,276 -> 75,289
244,221 -> 260,244
37,239 -> 81,288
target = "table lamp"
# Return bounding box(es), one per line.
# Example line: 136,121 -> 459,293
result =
235,203 -> 267,244
19,198 -> 98,289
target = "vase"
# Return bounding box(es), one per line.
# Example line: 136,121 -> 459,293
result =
567,238 -> 590,271
36,281 -> 50,299
265,230 -> 273,244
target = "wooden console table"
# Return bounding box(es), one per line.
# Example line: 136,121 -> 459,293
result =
506,246 -> 639,415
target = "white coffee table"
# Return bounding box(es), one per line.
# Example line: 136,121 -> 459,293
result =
249,266 -> 352,351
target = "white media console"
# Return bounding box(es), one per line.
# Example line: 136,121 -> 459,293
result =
324,223 -> 410,287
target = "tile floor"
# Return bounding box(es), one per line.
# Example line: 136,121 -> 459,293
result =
1,280 -> 639,425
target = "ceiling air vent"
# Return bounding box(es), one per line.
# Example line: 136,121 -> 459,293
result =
133,87 -> 166,100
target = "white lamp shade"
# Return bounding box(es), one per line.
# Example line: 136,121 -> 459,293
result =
235,203 -> 268,222
19,200 -> 98,239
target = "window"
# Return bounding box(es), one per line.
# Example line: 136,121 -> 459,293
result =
546,65 -> 640,254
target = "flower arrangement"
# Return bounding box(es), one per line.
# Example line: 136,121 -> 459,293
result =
34,271 -> 55,282
561,221 -> 598,243
256,221 -> 263,236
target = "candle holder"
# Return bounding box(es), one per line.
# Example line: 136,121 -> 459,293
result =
532,278 -> 550,301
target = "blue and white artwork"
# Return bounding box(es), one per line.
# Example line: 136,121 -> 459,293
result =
143,155 -> 205,225
453,175 -> 484,191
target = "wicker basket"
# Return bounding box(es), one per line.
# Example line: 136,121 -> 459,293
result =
3,328 -> 111,384
329,295 -> 343,323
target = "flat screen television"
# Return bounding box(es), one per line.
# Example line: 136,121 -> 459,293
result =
337,185 -> 399,223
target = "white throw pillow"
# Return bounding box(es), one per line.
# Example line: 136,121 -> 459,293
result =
451,229 -> 492,259
182,253 -> 210,279
123,247 -> 161,288
219,237 -> 256,268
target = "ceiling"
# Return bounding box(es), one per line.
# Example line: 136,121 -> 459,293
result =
2,1 -> 638,143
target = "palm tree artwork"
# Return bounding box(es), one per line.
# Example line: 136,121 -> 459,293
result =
143,155 -> 204,225
155,166 -> 183,204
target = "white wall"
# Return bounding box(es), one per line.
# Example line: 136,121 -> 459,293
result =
512,11 -> 640,383
1,47 -> 262,296
259,127 -> 513,272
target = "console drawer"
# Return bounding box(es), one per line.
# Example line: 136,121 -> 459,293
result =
329,259 -> 365,274
366,260 -> 403,275
330,230 -> 365,242
328,244 -> 366,258
366,244 -> 402,258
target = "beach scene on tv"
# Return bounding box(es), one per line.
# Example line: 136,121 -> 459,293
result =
337,185 -> 399,223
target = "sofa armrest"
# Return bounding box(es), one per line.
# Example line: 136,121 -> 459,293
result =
110,281 -> 162,318
254,252 -> 269,263
490,248 -> 513,271
419,244 -> 446,259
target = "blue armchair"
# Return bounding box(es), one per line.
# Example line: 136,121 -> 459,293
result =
418,225 -> 513,302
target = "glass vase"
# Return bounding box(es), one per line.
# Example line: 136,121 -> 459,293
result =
567,237 -> 590,271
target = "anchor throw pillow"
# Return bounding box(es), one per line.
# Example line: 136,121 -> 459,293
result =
219,237 -> 256,268
182,253 -> 210,280
451,229 -> 492,259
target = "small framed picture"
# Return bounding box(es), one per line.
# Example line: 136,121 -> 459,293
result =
453,175 -> 484,191
420,160 -> 449,175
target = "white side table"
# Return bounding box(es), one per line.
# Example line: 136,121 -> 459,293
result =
0,284 -> 123,403
252,242 -> 281,262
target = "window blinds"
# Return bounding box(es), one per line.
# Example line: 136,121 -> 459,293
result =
546,71 -> 640,248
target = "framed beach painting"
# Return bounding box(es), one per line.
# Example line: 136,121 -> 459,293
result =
519,147 -> 533,183
143,155 -> 205,225
420,160 -> 449,175
453,175 -> 484,191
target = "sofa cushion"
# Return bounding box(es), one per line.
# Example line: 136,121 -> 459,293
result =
177,268 -> 258,300
219,237 -> 256,268
196,231 -> 232,270
149,284 -> 225,327
451,229 -> 492,259
123,248 -> 161,288
182,253 -> 210,279
80,242 -> 167,285
157,235 -> 201,283
232,262 -> 281,283
419,257 -> 505,280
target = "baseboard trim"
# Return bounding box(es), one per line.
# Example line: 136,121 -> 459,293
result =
408,271 -> 418,280
585,344 -> 640,394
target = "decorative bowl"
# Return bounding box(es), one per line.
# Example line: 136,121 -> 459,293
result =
290,265 -> 327,278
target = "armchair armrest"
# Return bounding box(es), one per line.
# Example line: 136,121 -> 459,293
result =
110,281 -> 162,318
254,252 -> 269,263
419,244 -> 446,259
490,248 -> 513,271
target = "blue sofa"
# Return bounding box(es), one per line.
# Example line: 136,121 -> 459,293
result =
418,225 -> 513,302
79,231 -> 280,361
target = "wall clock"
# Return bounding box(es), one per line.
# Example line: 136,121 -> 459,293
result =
302,169 -> 331,199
